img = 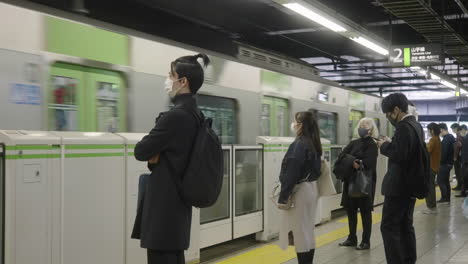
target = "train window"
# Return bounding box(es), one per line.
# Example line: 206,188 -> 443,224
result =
349,110 -> 364,140
277,105 -> 287,137
197,95 -> 237,144
49,76 -> 79,131
261,96 -> 289,136
96,82 -> 120,132
260,104 -> 271,136
314,111 -> 338,144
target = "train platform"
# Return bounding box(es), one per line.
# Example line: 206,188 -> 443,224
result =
202,192 -> 468,264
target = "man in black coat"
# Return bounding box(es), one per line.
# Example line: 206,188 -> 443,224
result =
132,54 -> 210,264
438,123 -> 455,203
456,125 -> 468,198
377,93 -> 426,264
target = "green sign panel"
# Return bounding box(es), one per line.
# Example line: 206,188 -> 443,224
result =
349,92 -> 365,110
260,70 -> 291,92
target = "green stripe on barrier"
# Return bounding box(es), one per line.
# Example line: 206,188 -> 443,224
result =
128,152 -> 134,156
264,149 -> 286,153
65,153 -> 124,158
128,144 -> 136,149
6,145 -> 59,150
264,144 -> 283,147
65,145 -> 124,150
6,154 -> 61,160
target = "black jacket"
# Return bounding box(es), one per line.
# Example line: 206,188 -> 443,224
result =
131,94 -> 199,250
380,116 -> 424,197
339,137 -> 378,210
278,138 -> 321,204
440,133 -> 455,165
461,134 -> 468,164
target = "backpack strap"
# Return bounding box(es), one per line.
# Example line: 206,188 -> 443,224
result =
401,118 -> 425,151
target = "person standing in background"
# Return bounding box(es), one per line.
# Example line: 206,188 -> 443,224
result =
456,123 -> 466,191
456,125 -> 468,198
423,123 -> 440,213
437,123 -> 455,203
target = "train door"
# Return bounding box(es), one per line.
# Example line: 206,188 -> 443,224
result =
48,63 -> 126,132
260,97 -> 289,136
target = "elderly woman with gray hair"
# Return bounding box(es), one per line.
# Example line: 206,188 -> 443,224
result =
335,118 -> 379,250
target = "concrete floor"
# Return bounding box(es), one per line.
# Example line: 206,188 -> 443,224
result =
202,193 -> 468,264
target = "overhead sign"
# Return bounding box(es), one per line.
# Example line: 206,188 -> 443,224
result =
389,44 -> 443,67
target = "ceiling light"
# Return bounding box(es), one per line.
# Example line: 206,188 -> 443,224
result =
430,73 -> 441,80
283,3 -> 347,32
440,80 -> 457,89
349,36 -> 389,55
411,68 -> 458,90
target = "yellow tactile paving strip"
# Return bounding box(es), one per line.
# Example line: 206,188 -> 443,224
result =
215,192 -> 440,264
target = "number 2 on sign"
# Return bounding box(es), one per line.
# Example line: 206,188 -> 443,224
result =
393,48 -> 403,63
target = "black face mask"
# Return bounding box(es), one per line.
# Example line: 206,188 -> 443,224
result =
358,128 -> 370,138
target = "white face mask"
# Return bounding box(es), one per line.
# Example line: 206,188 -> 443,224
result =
164,77 -> 183,98
290,122 -> 296,134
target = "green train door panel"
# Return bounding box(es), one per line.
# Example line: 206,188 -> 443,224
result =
86,68 -> 126,132
261,97 -> 289,136
49,63 -> 126,132
49,63 -> 86,131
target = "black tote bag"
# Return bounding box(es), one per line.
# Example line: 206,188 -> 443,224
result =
348,161 -> 371,198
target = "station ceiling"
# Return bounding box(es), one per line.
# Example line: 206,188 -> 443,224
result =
13,0 -> 468,97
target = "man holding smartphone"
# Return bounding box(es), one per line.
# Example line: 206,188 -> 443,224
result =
377,93 -> 428,264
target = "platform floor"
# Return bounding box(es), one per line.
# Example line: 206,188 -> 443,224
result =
201,191 -> 468,264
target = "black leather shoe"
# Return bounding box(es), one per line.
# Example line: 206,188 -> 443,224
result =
455,193 -> 467,198
453,186 -> 462,191
339,238 -> 357,247
356,242 -> 370,250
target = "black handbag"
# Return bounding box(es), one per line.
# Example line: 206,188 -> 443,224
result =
348,160 -> 371,198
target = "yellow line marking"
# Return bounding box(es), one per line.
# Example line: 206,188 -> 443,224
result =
215,191 -> 442,264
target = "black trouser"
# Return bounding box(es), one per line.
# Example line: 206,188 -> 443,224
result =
346,206 -> 372,243
296,250 -> 315,264
147,249 -> 185,264
454,160 -> 463,188
381,196 -> 416,264
425,170 -> 437,208
462,162 -> 468,194
437,164 -> 453,201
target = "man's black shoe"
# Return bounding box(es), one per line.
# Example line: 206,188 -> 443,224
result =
356,242 -> 370,250
339,238 -> 357,247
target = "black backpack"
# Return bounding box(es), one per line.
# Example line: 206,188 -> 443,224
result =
404,120 -> 430,199
173,108 -> 224,208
